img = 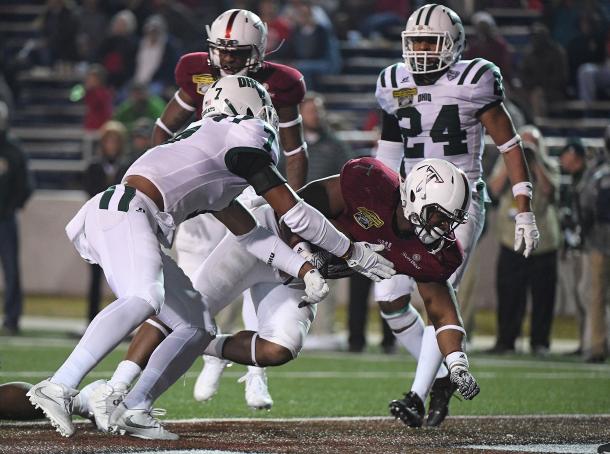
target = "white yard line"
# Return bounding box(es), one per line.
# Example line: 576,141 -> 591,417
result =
2,414 -> 609,427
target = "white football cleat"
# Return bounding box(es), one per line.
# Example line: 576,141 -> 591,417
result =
88,380 -> 128,432
193,355 -> 231,402
109,403 -> 178,440
71,379 -> 106,420
27,379 -> 79,437
238,369 -> 273,410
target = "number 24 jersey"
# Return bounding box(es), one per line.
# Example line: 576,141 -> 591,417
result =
375,58 -> 504,184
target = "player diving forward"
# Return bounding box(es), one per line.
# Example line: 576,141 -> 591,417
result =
156,8 -> 310,409
26,76 -> 394,439
77,157 -> 479,440
373,4 -> 540,426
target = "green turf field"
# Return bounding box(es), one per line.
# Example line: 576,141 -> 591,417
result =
1,337 -> 608,419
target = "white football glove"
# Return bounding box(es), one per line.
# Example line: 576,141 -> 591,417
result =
449,365 -> 480,400
299,268 -> 330,307
514,211 -> 540,258
346,242 -> 396,282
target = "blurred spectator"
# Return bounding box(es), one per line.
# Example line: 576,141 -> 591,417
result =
258,0 -> 293,57
558,140 -> 591,355
577,31 -> 610,105
83,64 -> 113,131
0,102 -> 33,336
518,23 -> 568,117
76,0 -> 109,62
488,126 -> 561,356
465,12 -> 513,86
82,121 -> 129,323
113,83 -> 165,133
300,93 -> 357,180
133,15 -> 181,97
152,0 -> 201,54
125,117 -> 154,167
96,9 -> 138,91
565,11 -> 606,92
547,0 -> 582,48
36,0 -> 79,67
577,126 -> 610,363
285,0 -> 341,89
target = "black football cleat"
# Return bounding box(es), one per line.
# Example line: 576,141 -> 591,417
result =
426,375 -> 457,427
389,391 -> 424,428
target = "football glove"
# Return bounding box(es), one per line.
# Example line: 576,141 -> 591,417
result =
299,269 -> 330,306
346,242 -> 395,282
449,365 -> 480,400
514,211 -> 540,258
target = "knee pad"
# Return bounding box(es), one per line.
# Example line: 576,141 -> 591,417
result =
381,305 -> 422,333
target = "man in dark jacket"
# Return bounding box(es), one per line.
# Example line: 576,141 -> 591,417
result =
0,101 -> 33,335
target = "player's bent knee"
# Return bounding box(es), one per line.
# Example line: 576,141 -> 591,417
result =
133,281 -> 165,314
256,339 -> 293,366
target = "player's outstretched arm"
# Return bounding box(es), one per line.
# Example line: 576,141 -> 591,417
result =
480,103 -> 540,258
151,89 -> 196,146
417,280 -> 480,400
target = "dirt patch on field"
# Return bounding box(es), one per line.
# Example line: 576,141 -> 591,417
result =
1,416 -> 609,454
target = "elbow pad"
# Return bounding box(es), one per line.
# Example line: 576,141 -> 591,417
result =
234,225 -> 306,278
375,140 -> 403,172
279,199 -> 351,257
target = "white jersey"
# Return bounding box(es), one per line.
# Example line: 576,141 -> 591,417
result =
124,115 -> 280,226
375,58 -> 504,183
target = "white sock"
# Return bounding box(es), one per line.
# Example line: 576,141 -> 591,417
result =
411,326 -> 444,401
109,360 -> 142,388
123,326 -> 212,409
51,296 -> 154,388
380,306 -> 425,360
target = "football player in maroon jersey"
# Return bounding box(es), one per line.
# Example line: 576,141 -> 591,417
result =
152,8 -> 307,188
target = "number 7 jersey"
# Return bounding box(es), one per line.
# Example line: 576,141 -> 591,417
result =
375,58 -> 504,183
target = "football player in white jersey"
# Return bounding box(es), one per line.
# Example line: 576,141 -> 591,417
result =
27,76 -> 394,440
373,4 -> 540,427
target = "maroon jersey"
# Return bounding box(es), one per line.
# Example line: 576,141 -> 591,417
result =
175,52 -> 306,118
336,157 -> 463,283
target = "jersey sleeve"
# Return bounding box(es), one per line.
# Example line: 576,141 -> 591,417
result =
266,63 -> 306,108
340,157 -> 398,208
175,53 -> 209,107
225,118 -> 281,166
375,64 -> 400,115
466,59 -> 505,116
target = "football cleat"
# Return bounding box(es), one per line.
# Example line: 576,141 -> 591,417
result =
426,375 -> 457,427
109,403 -> 178,440
88,380 -> 128,432
26,379 -> 79,437
450,366 -> 480,400
193,355 -> 231,402
238,370 -> 273,410
389,391 -> 424,428
70,379 -> 106,420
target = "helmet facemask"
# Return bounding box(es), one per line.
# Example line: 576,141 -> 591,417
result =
207,39 -> 264,76
407,203 -> 468,252
402,31 -> 455,74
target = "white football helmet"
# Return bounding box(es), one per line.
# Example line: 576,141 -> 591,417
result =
206,9 -> 267,75
202,75 -> 279,132
402,4 -> 464,74
401,159 -> 470,250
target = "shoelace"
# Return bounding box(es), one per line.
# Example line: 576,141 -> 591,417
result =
237,373 -> 267,391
